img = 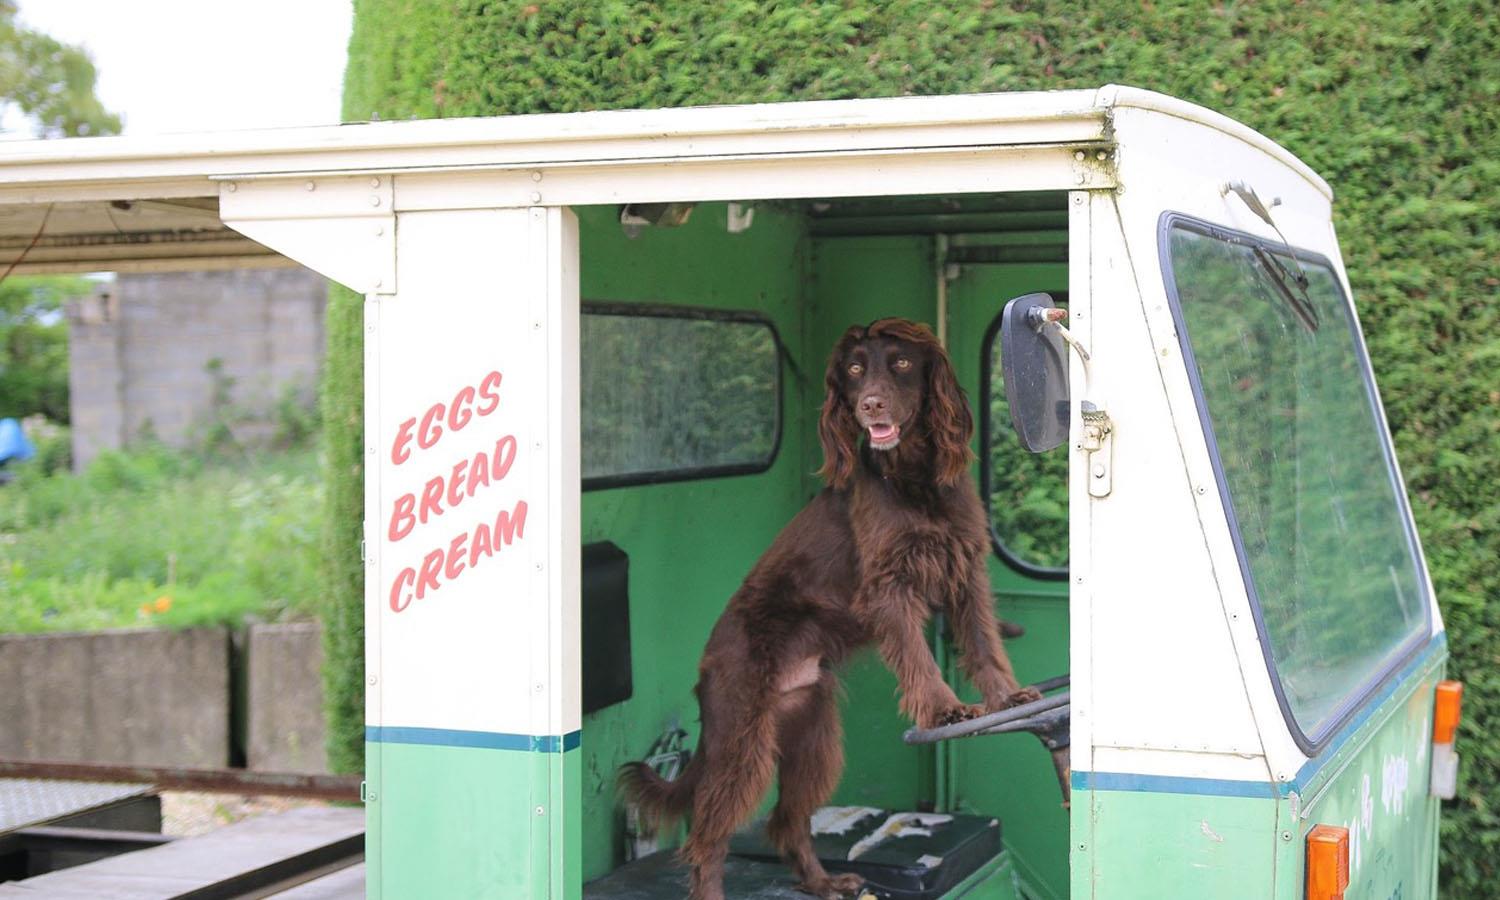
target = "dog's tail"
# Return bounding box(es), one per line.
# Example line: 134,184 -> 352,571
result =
617,751 -> 703,834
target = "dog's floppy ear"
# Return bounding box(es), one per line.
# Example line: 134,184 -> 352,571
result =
817,326 -> 865,489
924,335 -> 975,486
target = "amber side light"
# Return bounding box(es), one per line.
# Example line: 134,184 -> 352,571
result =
1433,680 -> 1463,744
1306,824 -> 1350,900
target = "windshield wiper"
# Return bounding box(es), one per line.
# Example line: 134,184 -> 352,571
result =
1253,245 -> 1320,332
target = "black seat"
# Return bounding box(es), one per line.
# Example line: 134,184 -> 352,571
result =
584,807 -> 1002,900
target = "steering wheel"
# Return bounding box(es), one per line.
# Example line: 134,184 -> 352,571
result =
902,674 -> 1072,807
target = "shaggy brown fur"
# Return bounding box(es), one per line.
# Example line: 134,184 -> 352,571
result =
620,318 -> 1038,900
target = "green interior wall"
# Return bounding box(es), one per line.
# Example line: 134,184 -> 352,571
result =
946,261 -> 1071,899
575,202 -> 812,879
575,200 -> 1072,891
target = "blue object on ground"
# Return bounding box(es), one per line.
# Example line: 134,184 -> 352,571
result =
0,418 -> 36,464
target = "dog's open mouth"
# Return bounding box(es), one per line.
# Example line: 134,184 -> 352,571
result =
867,423 -> 901,450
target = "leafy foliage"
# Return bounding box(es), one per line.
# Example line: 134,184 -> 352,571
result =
344,2 -> 1499,888
0,1 -> 118,137
0,444 -> 322,634
0,276 -> 88,422
319,284 -> 365,775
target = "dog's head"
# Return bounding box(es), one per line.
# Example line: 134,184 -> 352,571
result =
817,318 -> 974,489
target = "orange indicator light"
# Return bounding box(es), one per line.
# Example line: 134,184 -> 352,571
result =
1306,824 -> 1349,900
1433,680 -> 1463,744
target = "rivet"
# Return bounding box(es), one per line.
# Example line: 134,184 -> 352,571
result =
1078,842 -> 1087,851
1073,195 -> 1084,205
367,445 -> 375,455
1281,830 -> 1293,841
1075,576 -> 1085,585
1074,150 -> 1086,161
225,182 -> 237,193
531,171 -> 543,182
535,806 -> 545,816
1160,346 -> 1170,357
305,181 -> 316,192
1092,463 -> 1106,478
370,195 -> 382,207
374,225 -> 384,237
368,675 -> 377,685
1197,485 -> 1207,495
1076,173 -> 1087,185
1096,150 -> 1108,161
373,277 -> 383,288
534,683 -> 544,693
531,191 -> 543,204
371,177 -> 381,188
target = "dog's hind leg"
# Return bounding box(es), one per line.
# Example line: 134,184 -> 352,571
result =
768,673 -> 864,900
680,686 -> 779,900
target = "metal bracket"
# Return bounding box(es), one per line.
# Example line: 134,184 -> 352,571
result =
218,174 -> 396,294
1082,402 -> 1114,498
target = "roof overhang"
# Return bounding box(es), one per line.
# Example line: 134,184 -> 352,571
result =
0,85 -> 1326,276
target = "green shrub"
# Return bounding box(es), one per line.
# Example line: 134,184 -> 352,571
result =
344,1 -> 1498,888
0,446 -> 322,634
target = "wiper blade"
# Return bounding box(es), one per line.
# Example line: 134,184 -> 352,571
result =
1253,245 -> 1320,332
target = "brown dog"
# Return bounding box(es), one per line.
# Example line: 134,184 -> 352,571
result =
620,318 -> 1038,900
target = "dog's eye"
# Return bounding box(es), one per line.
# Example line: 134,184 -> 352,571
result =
894,357 -> 912,371
847,363 -> 863,376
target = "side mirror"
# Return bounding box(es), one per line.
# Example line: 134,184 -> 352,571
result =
1000,293 -> 1070,453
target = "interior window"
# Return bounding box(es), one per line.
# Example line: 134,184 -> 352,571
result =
581,306 -> 780,489
984,301 -> 1069,574
1164,219 -> 1428,743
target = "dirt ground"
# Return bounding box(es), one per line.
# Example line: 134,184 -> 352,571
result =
159,791 -> 327,837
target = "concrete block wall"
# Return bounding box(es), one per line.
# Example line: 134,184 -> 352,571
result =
65,268 -> 327,469
0,628 -> 231,767
245,622 -> 328,774
0,624 -> 330,773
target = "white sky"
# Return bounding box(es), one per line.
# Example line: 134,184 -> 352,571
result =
9,0 -> 353,137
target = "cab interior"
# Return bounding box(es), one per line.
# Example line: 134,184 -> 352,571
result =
573,192 -> 1071,899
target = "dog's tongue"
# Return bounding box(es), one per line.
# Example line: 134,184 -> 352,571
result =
868,423 -> 897,442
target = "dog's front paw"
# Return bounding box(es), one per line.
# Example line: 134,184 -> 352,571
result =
922,703 -> 983,728
1007,686 -> 1043,706
798,872 -> 865,899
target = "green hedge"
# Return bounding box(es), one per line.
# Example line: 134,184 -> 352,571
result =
342,2 -> 1498,890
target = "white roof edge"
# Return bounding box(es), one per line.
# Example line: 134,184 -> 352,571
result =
1095,84 -> 1333,201
0,89 -> 1107,169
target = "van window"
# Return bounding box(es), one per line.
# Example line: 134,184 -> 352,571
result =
984,307 -> 1069,575
1162,218 -> 1429,745
581,306 -> 780,489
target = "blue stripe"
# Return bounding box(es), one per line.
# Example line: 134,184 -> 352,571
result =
1071,771 -> 1276,799
367,726 -> 581,753
1074,633 -> 1447,800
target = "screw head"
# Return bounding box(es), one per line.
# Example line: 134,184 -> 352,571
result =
305,181 -> 316,192
1074,150 -> 1086,161
370,195 -> 382,207
531,191 -> 543,204
531,171 -> 543,182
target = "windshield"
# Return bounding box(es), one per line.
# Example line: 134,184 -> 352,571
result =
1162,217 -> 1430,745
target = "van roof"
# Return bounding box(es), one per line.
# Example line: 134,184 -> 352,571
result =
0,85 -> 1328,275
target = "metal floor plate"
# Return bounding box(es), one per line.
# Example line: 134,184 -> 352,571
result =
0,778 -> 151,834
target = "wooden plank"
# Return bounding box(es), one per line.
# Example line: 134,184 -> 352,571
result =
264,862 -> 366,899
0,807 -> 362,899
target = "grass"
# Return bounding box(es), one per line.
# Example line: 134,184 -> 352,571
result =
0,443 -> 323,634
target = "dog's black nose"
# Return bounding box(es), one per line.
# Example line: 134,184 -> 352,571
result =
859,394 -> 887,415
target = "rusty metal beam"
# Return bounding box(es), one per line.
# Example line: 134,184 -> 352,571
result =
0,760 -> 362,802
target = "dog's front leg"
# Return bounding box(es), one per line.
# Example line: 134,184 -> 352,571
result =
950,564 -> 1041,711
858,583 -> 978,729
